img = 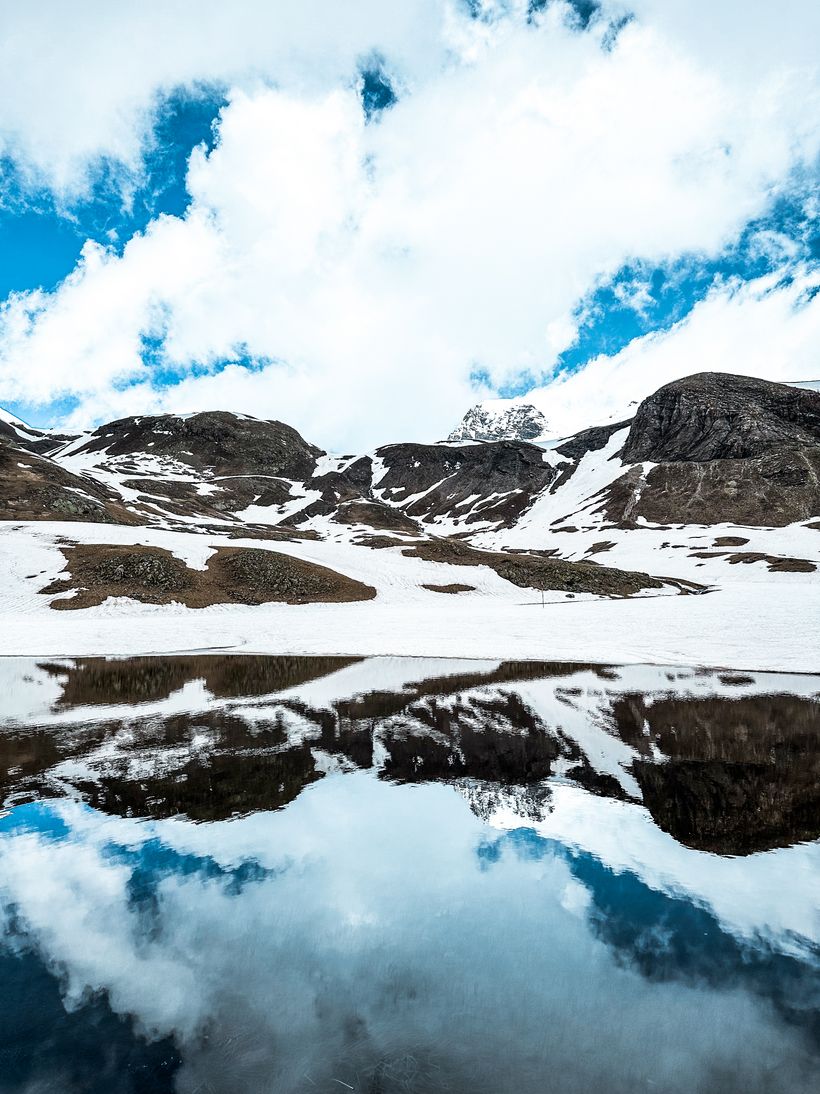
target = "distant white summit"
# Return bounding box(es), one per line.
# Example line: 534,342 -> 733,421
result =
447,401 -> 548,443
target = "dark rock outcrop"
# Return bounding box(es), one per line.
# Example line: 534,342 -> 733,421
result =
600,373 -> 820,527
604,448 -> 820,527
374,440 -> 555,526
0,412 -> 75,456
331,499 -> 421,534
622,372 -> 820,463
71,411 -> 322,479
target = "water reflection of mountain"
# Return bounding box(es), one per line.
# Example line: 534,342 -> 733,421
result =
1,655 -> 819,854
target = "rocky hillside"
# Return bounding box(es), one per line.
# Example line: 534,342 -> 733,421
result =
622,372 -> 820,462
1,371 -> 819,536
604,373 -> 820,526
65,410 -> 322,478
0,438 -> 136,523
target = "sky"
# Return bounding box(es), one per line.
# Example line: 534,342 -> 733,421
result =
0,0 -> 818,449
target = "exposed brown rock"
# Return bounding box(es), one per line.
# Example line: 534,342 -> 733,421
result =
374,440 -> 555,527
72,411 -> 322,479
585,540 -> 615,555
332,499 -> 421,534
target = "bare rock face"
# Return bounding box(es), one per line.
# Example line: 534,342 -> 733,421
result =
71,411 -> 323,479
599,373 -> 820,527
374,440 -> 556,526
606,449 -> 820,527
622,372 -> 820,463
447,402 -> 548,443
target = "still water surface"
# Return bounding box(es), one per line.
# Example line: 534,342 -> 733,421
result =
0,655 -> 818,1093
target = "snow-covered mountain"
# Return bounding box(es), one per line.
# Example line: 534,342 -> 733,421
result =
1,371 -> 819,671
447,401 -> 549,443
3,373 -> 819,537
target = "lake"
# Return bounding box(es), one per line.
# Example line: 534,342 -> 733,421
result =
0,655 -> 818,1093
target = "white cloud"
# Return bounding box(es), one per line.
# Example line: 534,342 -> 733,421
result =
0,2 -> 818,448
526,267 -> 820,435
0,0 -> 450,198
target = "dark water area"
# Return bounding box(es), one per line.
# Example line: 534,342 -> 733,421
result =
0,654 -> 818,1093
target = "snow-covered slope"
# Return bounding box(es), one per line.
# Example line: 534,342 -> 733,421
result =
0,372 -> 819,667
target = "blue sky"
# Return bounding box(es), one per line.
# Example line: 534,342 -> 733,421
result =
0,1 -> 818,447
0,86 -> 225,299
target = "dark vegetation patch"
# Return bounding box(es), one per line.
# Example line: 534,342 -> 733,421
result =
421,583 -> 475,594
585,540 -> 616,555
688,550 -> 816,573
41,544 -> 376,610
333,499 -> 421,534
401,537 -> 680,597
712,536 -> 750,547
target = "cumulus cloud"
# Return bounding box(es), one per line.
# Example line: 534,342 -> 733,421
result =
0,0 -> 450,198
0,2 -> 818,447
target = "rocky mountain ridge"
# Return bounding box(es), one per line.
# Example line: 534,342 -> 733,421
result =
2,371 -> 819,535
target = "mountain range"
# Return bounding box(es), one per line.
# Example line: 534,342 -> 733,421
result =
1,370 -> 819,640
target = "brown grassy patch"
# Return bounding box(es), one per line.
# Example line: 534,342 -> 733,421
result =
421,583 -> 475,594
42,543 -> 376,609
401,537 -> 683,597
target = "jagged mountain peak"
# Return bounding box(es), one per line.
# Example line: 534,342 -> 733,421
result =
447,401 -> 548,443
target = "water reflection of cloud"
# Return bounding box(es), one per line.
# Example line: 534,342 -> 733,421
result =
1,774 -> 818,1092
